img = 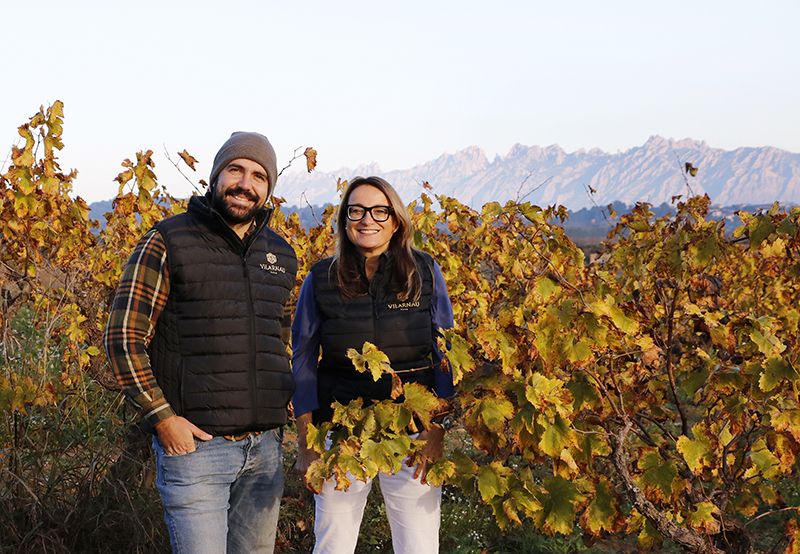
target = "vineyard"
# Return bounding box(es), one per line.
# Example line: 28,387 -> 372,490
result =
2,102 -> 800,554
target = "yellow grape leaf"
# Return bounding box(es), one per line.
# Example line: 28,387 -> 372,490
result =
770,409 -> 800,443
609,304 -> 638,335
534,275 -> 559,300
305,459 -> 329,494
676,432 -> 714,473
749,440 -> 782,479
686,502 -> 720,533
786,518 -> 800,554
440,332 -> 474,384
0,377 -> 13,410
539,413 -> 576,457
360,439 -> 393,473
331,399 -> 364,430
347,342 -> 392,381
402,382 -> 445,428
373,401 -> 400,429
475,397 -> 515,432
423,460 -> 456,487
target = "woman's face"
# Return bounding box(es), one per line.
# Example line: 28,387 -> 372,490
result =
345,185 -> 399,258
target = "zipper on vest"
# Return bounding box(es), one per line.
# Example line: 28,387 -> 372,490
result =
243,253 -> 259,425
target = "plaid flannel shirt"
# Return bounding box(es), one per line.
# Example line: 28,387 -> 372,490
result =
103,228 -> 175,428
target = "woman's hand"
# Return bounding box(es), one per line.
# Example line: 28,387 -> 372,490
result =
413,424 -> 445,485
294,412 -> 320,492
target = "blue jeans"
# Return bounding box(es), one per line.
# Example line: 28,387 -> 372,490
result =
152,428 -> 284,554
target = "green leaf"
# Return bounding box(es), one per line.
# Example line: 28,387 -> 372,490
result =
379,435 -> 414,470
759,356 -> 797,392
637,518 -> 663,551
749,216 -> 775,249
453,449 -> 478,476
565,374 -> 600,411
637,451 -> 679,501
581,478 -> 621,534
477,462 -> 510,501
540,476 -> 585,535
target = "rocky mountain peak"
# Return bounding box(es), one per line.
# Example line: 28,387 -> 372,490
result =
277,136 -> 800,210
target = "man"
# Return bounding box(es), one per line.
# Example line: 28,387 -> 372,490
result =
104,132 -> 297,554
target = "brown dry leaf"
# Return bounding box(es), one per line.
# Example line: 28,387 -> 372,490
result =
390,373 -> 403,400
641,347 -> 663,367
178,149 -> 198,170
304,147 -> 317,173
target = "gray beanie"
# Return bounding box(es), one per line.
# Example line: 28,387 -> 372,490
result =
209,132 -> 278,197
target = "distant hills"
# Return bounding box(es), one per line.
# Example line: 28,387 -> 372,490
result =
274,136 -> 800,211
88,136 -> 800,244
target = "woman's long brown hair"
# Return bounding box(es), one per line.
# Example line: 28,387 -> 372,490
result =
334,176 -> 422,301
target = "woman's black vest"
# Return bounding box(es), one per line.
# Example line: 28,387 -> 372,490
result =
148,195 -> 297,435
312,250 -> 435,422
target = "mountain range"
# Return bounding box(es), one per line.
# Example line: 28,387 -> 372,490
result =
275,136 -> 800,211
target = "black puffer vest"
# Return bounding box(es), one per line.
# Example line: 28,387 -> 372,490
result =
312,250 -> 435,422
148,194 -> 297,435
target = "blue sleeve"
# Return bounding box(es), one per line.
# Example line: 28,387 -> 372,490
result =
291,274 -> 322,417
430,261 -> 455,399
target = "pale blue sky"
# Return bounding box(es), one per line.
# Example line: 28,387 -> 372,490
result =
2,1 -> 798,203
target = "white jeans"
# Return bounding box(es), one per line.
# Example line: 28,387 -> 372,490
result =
312,459 -> 442,554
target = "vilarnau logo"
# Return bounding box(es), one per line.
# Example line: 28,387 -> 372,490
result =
260,252 -> 285,274
387,301 -> 420,310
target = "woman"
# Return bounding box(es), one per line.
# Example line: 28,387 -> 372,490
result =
292,176 -> 454,554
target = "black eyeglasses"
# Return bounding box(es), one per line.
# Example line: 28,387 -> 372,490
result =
346,204 -> 395,222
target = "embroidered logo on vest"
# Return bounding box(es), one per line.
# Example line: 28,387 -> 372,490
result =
387,301 -> 420,310
260,252 -> 286,274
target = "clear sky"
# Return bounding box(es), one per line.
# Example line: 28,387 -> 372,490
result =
2,0 -> 798,203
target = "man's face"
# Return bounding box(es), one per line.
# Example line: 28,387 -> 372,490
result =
212,158 -> 271,227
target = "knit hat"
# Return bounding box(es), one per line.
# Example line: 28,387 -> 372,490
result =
209,132 -> 278,197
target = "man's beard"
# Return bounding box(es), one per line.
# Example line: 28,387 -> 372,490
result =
212,185 -> 265,225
